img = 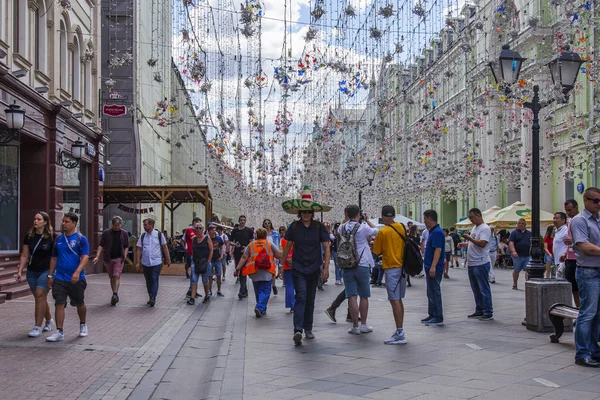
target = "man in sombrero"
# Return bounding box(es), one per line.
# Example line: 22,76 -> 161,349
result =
280,186 -> 332,346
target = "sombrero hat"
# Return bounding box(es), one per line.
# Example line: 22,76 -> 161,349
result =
281,185 -> 332,214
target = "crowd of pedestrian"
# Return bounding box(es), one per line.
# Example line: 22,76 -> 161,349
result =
13,187 -> 600,369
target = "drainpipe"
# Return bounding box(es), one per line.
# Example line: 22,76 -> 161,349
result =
590,5 -> 597,186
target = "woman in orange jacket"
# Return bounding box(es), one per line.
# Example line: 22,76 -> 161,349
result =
278,226 -> 295,312
235,228 -> 283,317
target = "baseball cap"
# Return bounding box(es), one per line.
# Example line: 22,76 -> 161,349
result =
381,205 -> 395,217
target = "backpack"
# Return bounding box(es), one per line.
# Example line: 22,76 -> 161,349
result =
255,242 -> 271,270
141,229 -> 166,260
388,223 -> 423,277
337,222 -> 362,270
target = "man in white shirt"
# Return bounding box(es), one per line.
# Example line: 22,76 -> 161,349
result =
459,208 -> 493,320
136,218 -> 171,307
338,205 -> 378,335
553,212 -> 568,278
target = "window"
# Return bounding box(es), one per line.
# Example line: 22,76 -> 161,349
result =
72,37 -> 81,101
60,20 -> 68,90
12,0 -> 19,53
0,0 -> 6,42
12,0 -> 27,55
0,145 -> 19,253
35,3 -> 47,72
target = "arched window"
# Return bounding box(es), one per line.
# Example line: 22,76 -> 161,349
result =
35,1 -> 47,72
59,20 -> 68,90
13,0 -> 27,55
71,36 -> 81,101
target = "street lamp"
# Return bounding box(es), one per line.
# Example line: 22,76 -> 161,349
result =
58,139 -> 86,169
489,45 -> 582,279
0,101 -> 26,144
358,167 -> 376,211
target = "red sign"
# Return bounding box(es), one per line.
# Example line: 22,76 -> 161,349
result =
103,104 -> 127,117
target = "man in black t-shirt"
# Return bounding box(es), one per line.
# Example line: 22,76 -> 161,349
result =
449,227 -> 461,268
93,216 -> 129,306
230,215 -> 254,299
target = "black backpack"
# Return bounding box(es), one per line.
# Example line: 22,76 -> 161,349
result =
387,223 -> 423,277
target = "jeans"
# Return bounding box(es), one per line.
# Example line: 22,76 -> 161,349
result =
292,269 -> 320,333
425,268 -> 444,320
488,251 -> 497,281
283,269 -> 295,309
235,253 -> 248,296
371,266 -> 384,285
332,288 -> 346,310
143,264 -> 162,300
252,280 -> 272,313
468,262 -> 493,316
332,250 -> 342,281
575,267 -> 600,359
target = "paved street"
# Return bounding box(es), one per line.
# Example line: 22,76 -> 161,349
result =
1,264 -> 600,400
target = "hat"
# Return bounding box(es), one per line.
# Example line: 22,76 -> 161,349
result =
382,205 -> 395,217
281,185 -> 332,215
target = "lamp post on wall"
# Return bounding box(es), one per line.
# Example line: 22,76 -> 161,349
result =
58,139 -> 86,169
358,167 -> 376,211
0,101 -> 26,145
489,45 -> 583,279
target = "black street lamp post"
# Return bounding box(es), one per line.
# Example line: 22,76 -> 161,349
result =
489,45 -> 583,279
358,167 -> 376,211
0,101 -> 26,144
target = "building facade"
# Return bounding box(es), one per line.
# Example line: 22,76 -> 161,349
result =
0,0 -> 104,277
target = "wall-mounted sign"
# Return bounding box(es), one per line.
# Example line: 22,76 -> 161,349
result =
103,104 -> 127,117
86,143 -> 96,157
577,182 -> 585,194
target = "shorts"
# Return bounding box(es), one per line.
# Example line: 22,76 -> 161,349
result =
565,259 -> 579,293
445,252 -> 452,262
26,270 -> 50,292
513,256 -> 531,273
105,258 -> 124,278
544,254 -> 554,264
208,261 -> 223,276
190,258 -> 209,285
52,278 -> 87,307
454,250 -> 461,257
384,268 -> 407,301
342,266 -> 371,298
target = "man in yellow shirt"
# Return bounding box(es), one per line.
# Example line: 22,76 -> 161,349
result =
372,205 -> 407,345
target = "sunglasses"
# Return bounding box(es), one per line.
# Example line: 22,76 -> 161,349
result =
585,197 -> 600,205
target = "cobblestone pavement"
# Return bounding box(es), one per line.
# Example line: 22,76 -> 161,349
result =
1,264 -> 600,400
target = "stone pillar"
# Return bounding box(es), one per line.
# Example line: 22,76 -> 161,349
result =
525,279 -> 574,333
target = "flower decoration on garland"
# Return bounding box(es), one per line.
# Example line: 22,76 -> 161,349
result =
369,27 -> 382,40
378,4 -> 394,18
105,78 -> 116,89
311,4 -> 326,21
305,26 -> 319,41
153,72 -> 163,83
412,3 -> 426,17
199,82 -> 212,93
58,0 -> 71,10
344,5 -> 356,17
147,58 -> 158,67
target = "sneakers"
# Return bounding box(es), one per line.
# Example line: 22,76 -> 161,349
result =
148,299 -> 155,307
468,313 -> 483,319
324,307 -> 337,323
28,327 -> 42,338
203,296 -> 210,304
42,319 -> 54,332
293,331 -> 303,346
46,330 -> 64,342
335,280 -> 342,285
305,331 -> 315,340
187,297 -> 195,305
443,274 -> 450,279
479,315 -> 494,321
222,277 -> 226,282
348,326 -> 361,335
254,308 -> 262,318
273,285 -> 278,295
208,291 -> 213,297
424,318 -> 444,326
359,324 -> 373,333
421,316 -> 433,324
79,324 -> 88,337
185,289 -> 192,300
384,330 -> 407,345
111,293 -> 119,306
217,291 -> 225,297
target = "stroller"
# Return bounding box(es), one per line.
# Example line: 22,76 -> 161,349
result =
496,253 -> 513,269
